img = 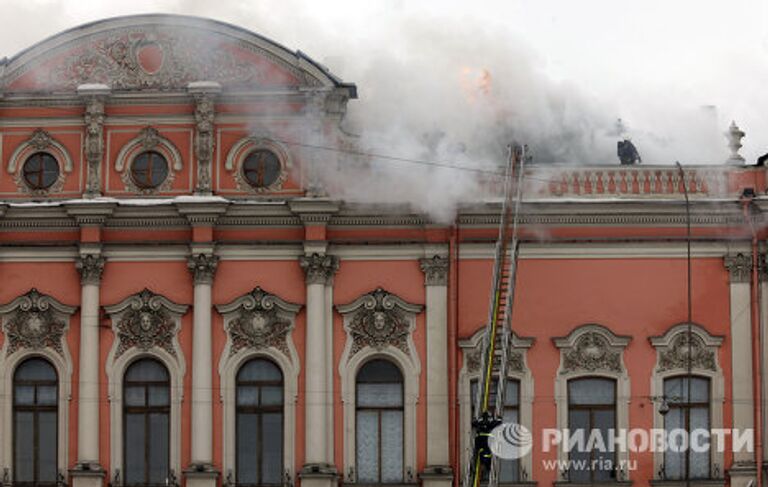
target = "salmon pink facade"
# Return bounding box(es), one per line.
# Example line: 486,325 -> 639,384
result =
0,14 -> 766,487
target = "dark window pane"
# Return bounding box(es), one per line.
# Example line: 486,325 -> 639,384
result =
242,150 -> 282,188
261,386 -> 283,407
14,412 -> 34,482
38,411 -> 58,482
14,385 -> 35,406
358,382 -> 403,408
125,386 -> 146,407
125,414 -> 146,485
504,381 -> 520,407
148,413 -> 169,484
148,386 -> 170,407
237,386 -> 259,407
22,153 -> 59,190
262,413 -> 283,484
131,151 -> 169,189
666,376 -> 710,404
357,360 -> 402,383
381,410 -> 404,482
569,378 -> 615,405
37,386 -> 58,406
125,359 -> 169,382
237,413 -> 259,484
238,359 -> 282,382
16,358 -> 57,381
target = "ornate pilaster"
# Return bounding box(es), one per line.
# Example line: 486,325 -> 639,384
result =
419,255 -> 452,482
78,84 -> 110,198
187,250 -> 219,483
300,252 -> 339,484
187,253 -> 219,285
76,254 -> 105,285
189,81 -> 220,196
299,253 -> 338,285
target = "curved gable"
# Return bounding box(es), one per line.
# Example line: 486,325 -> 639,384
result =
1,14 -> 355,94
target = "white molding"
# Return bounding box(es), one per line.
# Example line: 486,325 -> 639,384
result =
104,291 -> 188,480
0,290 -> 75,480
649,324 -> 725,478
459,242 -> 747,260
458,329 -> 534,480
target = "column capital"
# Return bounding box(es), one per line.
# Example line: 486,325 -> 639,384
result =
419,255 -> 449,286
299,253 -> 338,285
76,254 -> 105,286
188,253 -> 219,285
724,253 -> 752,283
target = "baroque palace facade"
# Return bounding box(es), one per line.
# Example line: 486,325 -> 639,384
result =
0,13 -> 767,487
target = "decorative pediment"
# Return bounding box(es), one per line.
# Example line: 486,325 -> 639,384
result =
553,324 -> 631,374
104,289 -> 188,359
650,323 -> 723,372
0,289 -> 76,357
216,287 -> 301,358
7,129 -> 73,195
337,288 -> 423,359
2,16 -> 355,94
459,328 -> 533,375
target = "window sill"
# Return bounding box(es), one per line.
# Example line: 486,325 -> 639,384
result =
650,480 -> 725,487
554,482 -> 632,487
342,483 -> 418,487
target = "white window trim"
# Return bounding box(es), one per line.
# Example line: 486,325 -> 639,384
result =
7,129 -> 73,195
458,328 -> 534,482
336,289 -> 422,483
216,288 -> 302,484
223,136 -> 292,194
0,290 -> 76,480
115,127 -> 183,194
553,324 -> 632,482
650,323 -> 725,480
104,291 -> 188,483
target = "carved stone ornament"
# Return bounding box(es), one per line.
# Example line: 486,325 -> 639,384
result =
651,324 -> 723,373
216,287 -> 301,357
9,129 -> 71,196
115,127 -> 183,194
0,289 -> 76,357
460,328 -> 533,375
193,92 -> 216,195
24,27 -> 319,91
76,254 -> 106,285
299,253 -> 339,285
554,325 -> 630,375
83,97 -> 106,196
187,253 -> 219,285
105,289 -> 188,360
724,253 -> 752,283
419,255 -> 449,286
337,288 -> 423,358
139,127 -> 162,151
29,129 -> 54,150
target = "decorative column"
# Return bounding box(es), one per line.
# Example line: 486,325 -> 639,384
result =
77,84 -> 110,198
724,253 -> 757,486
186,252 -> 219,487
188,81 -> 220,196
419,255 -> 453,487
299,253 -> 339,487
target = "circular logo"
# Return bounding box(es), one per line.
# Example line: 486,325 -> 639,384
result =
489,422 -> 533,460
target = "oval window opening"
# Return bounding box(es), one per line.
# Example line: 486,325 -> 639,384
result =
22,152 -> 59,190
242,150 -> 281,188
131,151 -> 169,189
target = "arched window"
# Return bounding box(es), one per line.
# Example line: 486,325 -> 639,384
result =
567,377 -> 616,482
14,358 -> 58,486
236,359 -> 283,486
663,376 -> 711,480
356,359 -> 404,483
123,359 -> 170,487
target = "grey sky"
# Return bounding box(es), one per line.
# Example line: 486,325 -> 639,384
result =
1,0 -> 767,164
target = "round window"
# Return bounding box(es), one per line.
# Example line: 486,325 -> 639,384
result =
130,151 -> 169,189
22,152 -> 60,190
242,149 -> 282,189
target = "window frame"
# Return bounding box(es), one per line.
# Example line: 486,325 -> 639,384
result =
122,358 -> 172,487
21,152 -> 61,191
662,375 -> 711,480
12,358 -> 59,487
129,150 -> 170,190
235,359 -> 285,487
354,359 -> 405,484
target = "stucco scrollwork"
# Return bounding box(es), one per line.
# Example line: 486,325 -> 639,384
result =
216,287 -> 301,358
337,287 -> 423,362
553,324 -> 631,375
224,136 -> 291,194
299,253 -> 338,285
419,255 -> 449,286
105,289 -> 188,360
7,129 -> 74,195
650,323 -> 723,373
724,253 -> 752,283
0,289 -> 76,357
115,127 -> 183,194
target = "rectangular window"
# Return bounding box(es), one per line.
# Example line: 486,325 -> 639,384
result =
567,378 -> 617,482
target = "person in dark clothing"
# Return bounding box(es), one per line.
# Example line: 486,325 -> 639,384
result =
472,411 -> 503,472
617,139 -> 642,165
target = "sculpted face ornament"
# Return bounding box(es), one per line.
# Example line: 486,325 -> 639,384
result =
115,290 -> 177,358
348,289 -> 410,356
